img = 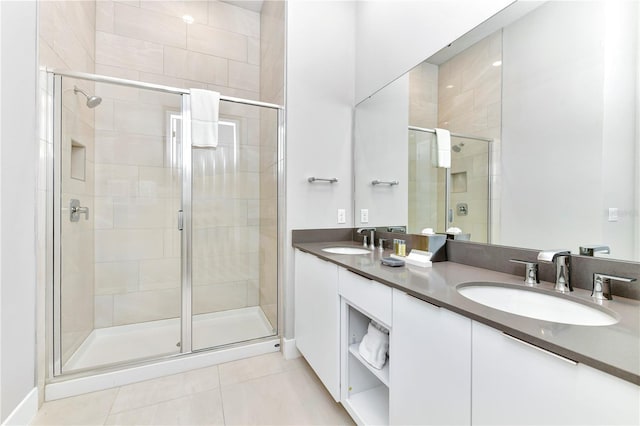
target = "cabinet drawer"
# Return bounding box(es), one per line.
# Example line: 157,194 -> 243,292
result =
338,268 -> 392,326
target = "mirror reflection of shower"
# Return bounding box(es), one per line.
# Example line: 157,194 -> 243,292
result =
73,85 -> 102,108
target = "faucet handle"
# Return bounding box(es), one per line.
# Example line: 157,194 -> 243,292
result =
592,273 -> 637,301
509,259 -> 539,285
579,245 -> 610,256
378,238 -> 387,252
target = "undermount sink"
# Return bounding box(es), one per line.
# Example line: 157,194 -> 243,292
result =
457,282 -> 618,326
322,247 -> 371,255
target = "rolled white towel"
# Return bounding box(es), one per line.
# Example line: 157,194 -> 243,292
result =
358,321 -> 389,370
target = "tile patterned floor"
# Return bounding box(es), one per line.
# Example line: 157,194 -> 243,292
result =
31,352 -> 354,425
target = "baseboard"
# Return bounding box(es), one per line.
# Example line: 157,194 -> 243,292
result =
2,387 -> 38,426
282,337 -> 301,360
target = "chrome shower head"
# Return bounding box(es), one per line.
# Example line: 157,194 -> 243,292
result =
73,86 -> 102,108
452,142 -> 465,152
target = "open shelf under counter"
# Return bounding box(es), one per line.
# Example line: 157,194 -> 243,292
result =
345,385 -> 389,426
348,343 -> 389,387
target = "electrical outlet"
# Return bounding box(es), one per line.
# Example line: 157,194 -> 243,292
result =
608,207 -> 619,222
360,209 -> 369,224
337,209 -> 346,224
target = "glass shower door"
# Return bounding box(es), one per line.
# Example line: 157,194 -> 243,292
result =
191,100 -> 279,351
55,76 -> 184,373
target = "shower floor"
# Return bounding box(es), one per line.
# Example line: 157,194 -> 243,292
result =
64,306 -> 275,372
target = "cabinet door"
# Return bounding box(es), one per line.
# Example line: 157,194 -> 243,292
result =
390,289 -> 471,425
472,321 -> 640,425
294,249 -> 340,401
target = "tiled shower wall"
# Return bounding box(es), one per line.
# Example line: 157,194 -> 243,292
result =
93,0 -> 269,327
38,1 -> 97,364
39,1 -> 282,334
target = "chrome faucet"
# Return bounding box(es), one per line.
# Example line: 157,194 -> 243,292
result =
579,245 -> 610,256
592,273 -> 637,301
537,250 -> 572,293
357,228 -> 376,250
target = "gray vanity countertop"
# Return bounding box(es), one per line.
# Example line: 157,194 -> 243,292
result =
294,241 -> 640,386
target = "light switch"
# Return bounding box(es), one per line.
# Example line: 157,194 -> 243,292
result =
360,209 -> 369,224
608,207 -> 618,222
337,209 -> 346,224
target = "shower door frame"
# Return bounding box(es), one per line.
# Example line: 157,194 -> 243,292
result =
49,69 -> 285,378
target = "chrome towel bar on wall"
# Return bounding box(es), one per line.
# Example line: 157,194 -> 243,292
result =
371,180 -> 399,186
308,177 -> 338,183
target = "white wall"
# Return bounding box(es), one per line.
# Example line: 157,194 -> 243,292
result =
355,0 -> 513,103
500,1 -> 637,259
285,0 -> 356,338
354,75 -> 409,228
0,0 -> 38,423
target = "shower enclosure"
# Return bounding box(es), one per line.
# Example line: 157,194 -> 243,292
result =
408,126 -> 492,242
48,70 -> 283,376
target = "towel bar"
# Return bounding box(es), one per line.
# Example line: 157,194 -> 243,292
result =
308,177 -> 338,183
371,180 -> 399,186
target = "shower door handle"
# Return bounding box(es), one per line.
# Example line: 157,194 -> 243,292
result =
177,210 -> 184,231
70,199 -> 89,222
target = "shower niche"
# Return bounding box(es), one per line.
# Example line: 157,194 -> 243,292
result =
70,140 -> 85,181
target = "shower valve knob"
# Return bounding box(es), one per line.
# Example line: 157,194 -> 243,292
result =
70,199 -> 89,222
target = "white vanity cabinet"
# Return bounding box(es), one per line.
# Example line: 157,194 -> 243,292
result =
339,267 -> 392,425
293,249 -> 340,401
390,289 -> 472,425
472,321 -> 640,426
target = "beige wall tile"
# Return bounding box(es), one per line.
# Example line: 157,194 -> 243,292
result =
94,163 -> 139,197
192,254 -> 258,285
139,258 -> 181,289
112,287 -> 180,324
138,166 -> 181,198
95,261 -> 139,295
228,60 -> 260,92
187,23 -> 247,62
112,198 -> 174,229
140,1 -> 209,25
164,46 -> 228,85
192,281 -> 248,314
192,199 -> 248,227
114,101 -> 166,136
95,229 -> 164,262
96,0 -> 115,33
248,37 -> 260,65
114,2 -> 187,48
94,295 -> 114,328
95,132 -> 165,167
96,31 -> 164,74
208,1 -> 260,38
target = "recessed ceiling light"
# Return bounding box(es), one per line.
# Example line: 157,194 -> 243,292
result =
492,60 -> 502,67
446,84 -> 454,89
182,14 -> 194,24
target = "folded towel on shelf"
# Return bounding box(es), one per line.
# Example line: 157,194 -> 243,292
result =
434,127 -> 451,168
358,320 -> 389,370
190,88 -> 220,148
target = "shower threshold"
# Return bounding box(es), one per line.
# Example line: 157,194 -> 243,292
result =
64,306 -> 275,372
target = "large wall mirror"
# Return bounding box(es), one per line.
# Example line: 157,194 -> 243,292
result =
354,0 -> 639,262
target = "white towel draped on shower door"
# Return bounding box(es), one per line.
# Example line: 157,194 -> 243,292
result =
434,127 -> 451,168
190,88 -> 220,148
